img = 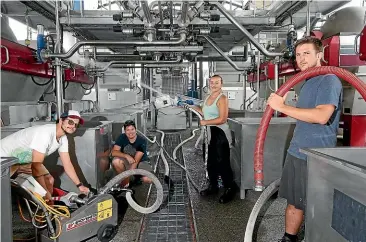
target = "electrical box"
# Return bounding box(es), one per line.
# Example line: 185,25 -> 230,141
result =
228,91 -> 236,100
107,92 -> 117,101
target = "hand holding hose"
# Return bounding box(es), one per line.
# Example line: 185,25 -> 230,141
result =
78,185 -> 90,195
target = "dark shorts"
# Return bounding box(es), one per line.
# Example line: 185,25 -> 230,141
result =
279,153 -> 308,211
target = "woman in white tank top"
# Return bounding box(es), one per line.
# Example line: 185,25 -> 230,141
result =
188,75 -> 237,204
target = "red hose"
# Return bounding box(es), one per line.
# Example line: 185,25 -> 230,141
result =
253,66 -> 366,190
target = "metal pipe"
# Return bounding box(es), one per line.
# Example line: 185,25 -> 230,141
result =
213,3 -> 283,57
187,0 -> 205,21
274,63 -> 279,116
141,0 -> 153,25
92,56 -> 181,72
55,1 -> 63,117
46,32 -> 187,59
158,1 -> 164,28
243,72 -> 247,110
199,61 -> 203,99
306,0 -> 311,36
169,1 -> 173,26
180,2 -> 189,26
201,35 -> 246,71
256,48 -> 260,110
149,69 -> 153,101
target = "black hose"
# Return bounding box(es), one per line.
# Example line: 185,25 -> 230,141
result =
31,67 -> 54,86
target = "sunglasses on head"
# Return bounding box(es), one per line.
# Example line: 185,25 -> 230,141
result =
66,119 -> 80,128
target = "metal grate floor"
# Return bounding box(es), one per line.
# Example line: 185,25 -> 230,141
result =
139,133 -> 196,242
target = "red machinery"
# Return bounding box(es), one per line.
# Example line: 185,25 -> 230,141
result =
0,38 -> 93,84
359,25 -> 366,61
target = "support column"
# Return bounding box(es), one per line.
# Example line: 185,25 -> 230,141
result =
274,62 -> 279,117
242,71 -> 247,110
55,1 -> 63,117
199,61 -> 203,99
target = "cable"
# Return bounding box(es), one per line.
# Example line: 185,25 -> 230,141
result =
16,190 -> 70,240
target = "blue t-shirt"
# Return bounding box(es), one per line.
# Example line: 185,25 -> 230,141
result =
115,134 -> 148,161
288,74 -> 342,160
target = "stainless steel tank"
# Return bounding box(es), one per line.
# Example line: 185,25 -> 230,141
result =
321,6 -> 366,39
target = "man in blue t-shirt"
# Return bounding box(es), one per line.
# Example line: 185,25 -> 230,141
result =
111,120 -> 152,186
267,36 -> 342,242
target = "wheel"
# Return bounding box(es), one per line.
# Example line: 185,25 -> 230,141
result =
97,224 -> 118,242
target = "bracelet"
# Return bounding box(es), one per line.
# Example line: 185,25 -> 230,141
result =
76,182 -> 83,188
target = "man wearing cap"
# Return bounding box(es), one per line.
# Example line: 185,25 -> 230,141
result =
0,110 -> 90,201
111,120 -> 153,186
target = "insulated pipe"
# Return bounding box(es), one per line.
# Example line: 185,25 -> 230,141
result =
201,36 -> 246,71
253,66 -> 366,191
45,32 -> 187,59
213,3 -> 283,57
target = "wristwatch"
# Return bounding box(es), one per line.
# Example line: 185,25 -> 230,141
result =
76,182 -> 83,188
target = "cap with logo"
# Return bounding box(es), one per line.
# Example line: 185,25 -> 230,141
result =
60,110 -> 84,125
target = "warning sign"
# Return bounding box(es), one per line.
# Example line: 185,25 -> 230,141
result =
97,199 -> 113,222
97,208 -> 112,221
97,199 -> 112,212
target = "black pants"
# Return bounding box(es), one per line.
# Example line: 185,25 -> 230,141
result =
203,126 -> 234,188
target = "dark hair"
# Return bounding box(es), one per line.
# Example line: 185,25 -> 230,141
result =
210,75 -> 223,83
123,120 -> 136,130
294,36 -> 323,53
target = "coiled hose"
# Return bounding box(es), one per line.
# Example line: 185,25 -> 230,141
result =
137,129 -> 174,212
99,169 -> 164,214
244,66 -> 366,242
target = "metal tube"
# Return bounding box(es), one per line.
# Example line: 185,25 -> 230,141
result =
256,50 -> 260,110
93,56 -> 181,72
274,63 -> 279,116
202,35 -> 246,71
141,1 -> 153,24
199,61 -> 203,99
243,72 -> 247,110
149,69 -> 153,101
214,3 -> 283,57
181,2 -> 189,26
158,1 -> 164,28
306,0 -> 311,36
55,1 -> 63,117
46,33 -> 187,59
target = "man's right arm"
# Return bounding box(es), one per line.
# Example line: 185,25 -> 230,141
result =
111,144 -> 127,158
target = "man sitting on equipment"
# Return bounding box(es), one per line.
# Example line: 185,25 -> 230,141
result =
0,110 -> 90,201
111,120 -> 153,187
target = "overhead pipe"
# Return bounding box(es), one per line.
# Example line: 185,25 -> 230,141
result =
213,3 -> 283,57
141,0 -> 153,25
45,32 -> 187,59
91,56 -> 182,72
180,2 -> 189,27
201,35 -> 247,71
253,66 -> 366,191
187,0 -> 205,21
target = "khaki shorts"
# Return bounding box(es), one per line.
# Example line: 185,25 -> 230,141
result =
10,163 -> 50,178
111,157 -> 153,172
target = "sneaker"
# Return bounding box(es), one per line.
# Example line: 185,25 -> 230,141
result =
278,235 -> 297,242
278,237 -> 292,242
199,184 -> 219,196
218,186 -> 237,204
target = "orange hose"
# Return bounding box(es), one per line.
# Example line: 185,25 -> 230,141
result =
253,66 -> 366,189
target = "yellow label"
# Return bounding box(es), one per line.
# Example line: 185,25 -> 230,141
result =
97,208 -> 112,221
97,199 -> 112,212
